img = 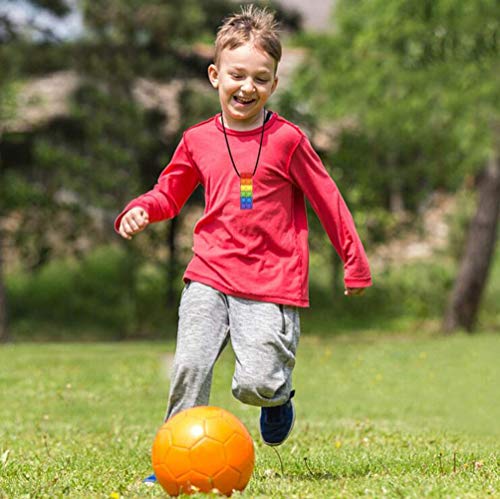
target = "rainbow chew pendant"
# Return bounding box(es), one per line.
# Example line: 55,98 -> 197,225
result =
240,173 -> 253,210
221,109 -> 267,211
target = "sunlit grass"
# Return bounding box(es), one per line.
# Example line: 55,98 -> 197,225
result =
0,333 -> 498,497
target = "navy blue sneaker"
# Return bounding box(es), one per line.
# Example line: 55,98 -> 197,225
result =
260,390 -> 296,446
143,473 -> 157,485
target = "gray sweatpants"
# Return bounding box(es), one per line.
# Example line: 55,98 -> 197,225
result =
165,281 -> 300,420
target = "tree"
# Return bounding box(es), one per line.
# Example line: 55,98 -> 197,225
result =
0,81 -> 17,342
0,0 -> 80,341
443,137 -> 500,332
289,0 -> 499,331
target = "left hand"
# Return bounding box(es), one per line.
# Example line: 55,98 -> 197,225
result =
344,287 -> 365,297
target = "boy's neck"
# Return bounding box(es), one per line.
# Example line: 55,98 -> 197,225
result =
220,109 -> 267,132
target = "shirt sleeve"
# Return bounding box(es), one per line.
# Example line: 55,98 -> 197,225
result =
288,135 -> 372,288
114,135 -> 200,233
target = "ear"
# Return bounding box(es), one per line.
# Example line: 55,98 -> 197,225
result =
208,64 -> 219,89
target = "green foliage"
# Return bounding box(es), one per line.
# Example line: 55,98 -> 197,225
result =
286,0 -> 499,244
305,260 -> 454,334
32,82 -> 158,210
7,247 -> 129,334
82,0 -> 205,46
0,80 -> 17,124
0,335 -> 498,496
2,0 -> 497,339
7,248 -> 134,339
0,170 -> 47,209
6,245 -> 183,339
306,238 -> 500,334
29,0 -> 71,17
480,246 -> 500,327
6,244 -> 500,340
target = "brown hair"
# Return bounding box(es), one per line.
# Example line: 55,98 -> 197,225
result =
214,4 -> 281,70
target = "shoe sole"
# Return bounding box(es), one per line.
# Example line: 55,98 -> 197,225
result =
262,401 -> 296,447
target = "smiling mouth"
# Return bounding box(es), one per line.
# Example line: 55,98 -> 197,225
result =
233,96 -> 256,105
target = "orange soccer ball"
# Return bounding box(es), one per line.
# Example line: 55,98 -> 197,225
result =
152,406 -> 255,496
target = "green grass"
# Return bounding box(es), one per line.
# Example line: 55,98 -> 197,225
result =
0,333 -> 499,498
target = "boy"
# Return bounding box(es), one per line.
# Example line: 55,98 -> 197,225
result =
115,5 -> 372,482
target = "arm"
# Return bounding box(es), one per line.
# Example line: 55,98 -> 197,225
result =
114,135 -> 200,236
288,136 -> 372,291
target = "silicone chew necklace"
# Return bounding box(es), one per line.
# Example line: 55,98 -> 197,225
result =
221,109 -> 266,210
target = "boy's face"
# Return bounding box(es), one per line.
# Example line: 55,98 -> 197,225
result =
208,42 -> 279,130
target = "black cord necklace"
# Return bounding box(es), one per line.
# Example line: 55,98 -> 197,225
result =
221,109 -> 266,210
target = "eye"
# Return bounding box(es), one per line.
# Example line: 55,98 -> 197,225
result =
256,78 -> 270,84
231,73 -> 243,79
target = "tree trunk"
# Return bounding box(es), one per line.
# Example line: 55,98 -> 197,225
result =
443,151 -> 500,333
0,227 -> 9,343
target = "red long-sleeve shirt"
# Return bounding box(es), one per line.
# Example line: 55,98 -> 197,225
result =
115,112 -> 372,307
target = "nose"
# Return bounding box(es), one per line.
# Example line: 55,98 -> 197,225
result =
241,77 -> 255,93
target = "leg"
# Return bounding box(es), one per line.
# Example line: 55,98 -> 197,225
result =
165,282 -> 230,420
228,298 -> 300,407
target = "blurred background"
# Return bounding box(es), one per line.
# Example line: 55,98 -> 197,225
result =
0,0 -> 498,342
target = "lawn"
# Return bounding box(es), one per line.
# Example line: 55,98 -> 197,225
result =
0,332 -> 498,498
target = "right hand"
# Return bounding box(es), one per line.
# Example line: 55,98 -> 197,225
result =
119,207 -> 150,240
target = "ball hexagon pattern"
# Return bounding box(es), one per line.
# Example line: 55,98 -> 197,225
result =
152,406 -> 255,496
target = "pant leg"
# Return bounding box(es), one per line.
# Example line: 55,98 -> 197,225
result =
228,297 -> 300,407
165,281 -> 230,419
